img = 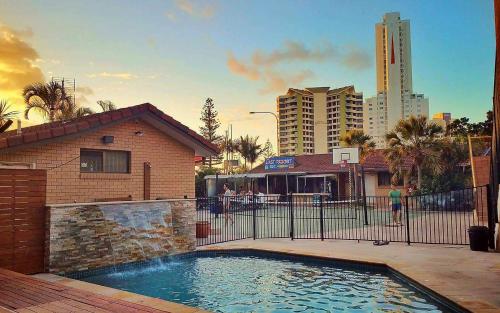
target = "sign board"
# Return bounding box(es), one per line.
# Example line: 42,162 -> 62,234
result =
265,156 -> 295,170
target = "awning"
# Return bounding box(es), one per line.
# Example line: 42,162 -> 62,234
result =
204,172 -> 305,180
299,174 -> 336,178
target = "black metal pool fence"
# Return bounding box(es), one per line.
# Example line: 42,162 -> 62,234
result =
195,185 -> 492,246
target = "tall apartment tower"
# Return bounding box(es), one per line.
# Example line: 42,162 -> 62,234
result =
364,12 -> 429,147
277,86 -> 363,155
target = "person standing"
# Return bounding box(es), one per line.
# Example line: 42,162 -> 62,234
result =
223,183 -> 234,225
389,184 -> 403,225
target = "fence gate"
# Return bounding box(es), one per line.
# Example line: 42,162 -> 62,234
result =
0,169 -> 47,274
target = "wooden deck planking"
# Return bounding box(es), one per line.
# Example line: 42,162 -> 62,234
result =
0,269 -> 173,313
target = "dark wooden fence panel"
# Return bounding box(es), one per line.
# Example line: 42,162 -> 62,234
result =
0,169 -> 46,274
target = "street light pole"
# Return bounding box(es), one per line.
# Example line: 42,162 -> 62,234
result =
249,111 -> 279,156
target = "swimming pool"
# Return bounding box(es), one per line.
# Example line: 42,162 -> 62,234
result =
70,250 -> 464,313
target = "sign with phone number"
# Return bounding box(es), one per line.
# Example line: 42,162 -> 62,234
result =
264,156 -> 295,170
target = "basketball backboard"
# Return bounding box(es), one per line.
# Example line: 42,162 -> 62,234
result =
332,147 -> 359,164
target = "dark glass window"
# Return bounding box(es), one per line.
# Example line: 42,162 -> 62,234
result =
377,172 -> 392,186
80,149 -> 130,173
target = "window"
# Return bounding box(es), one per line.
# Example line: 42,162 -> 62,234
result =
377,172 -> 392,186
80,149 -> 131,173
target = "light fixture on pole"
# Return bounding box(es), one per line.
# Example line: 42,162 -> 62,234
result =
249,111 -> 279,156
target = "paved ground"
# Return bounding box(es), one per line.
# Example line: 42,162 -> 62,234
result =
199,238 -> 500,313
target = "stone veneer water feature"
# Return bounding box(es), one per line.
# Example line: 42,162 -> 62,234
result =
46,199 -> 196,274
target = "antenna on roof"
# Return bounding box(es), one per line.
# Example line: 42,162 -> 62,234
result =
51,77 -> 76,106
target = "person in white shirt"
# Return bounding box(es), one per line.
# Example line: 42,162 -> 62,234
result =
222,183 -> 234,225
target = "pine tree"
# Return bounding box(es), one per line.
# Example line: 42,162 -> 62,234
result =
199,98 -> 222,168
262,138 -> 275,160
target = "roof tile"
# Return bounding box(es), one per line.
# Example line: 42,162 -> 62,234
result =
76,121 -> 90,131
38,129 -> 51,140
110,111 -> 122,121
51,127 -> 65,137
6,135 -> 23,147
0,103 -> 218,154
64,124 -> 78,135
0,138 -> 8,149
22,132 -> 38,143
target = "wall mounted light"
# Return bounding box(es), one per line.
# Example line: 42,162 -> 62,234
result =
135,131 -> 144,136
102,135 -> 114,144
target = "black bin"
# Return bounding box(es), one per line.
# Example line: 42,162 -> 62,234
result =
468,226 -> 489,252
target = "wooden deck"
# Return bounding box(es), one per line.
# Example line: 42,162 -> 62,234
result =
0,269 -> 173,313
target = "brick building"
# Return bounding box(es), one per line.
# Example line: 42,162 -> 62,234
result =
0,103 -> 218,204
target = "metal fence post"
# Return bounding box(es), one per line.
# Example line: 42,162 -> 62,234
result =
252,195 -> 256,240
361,165 -> 369,225
486,185 -> 495,249
319,195 -> 324,241
405,195 -> 411,245
289,193 -> 294,240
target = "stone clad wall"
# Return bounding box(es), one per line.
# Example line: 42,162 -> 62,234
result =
47,199 -> 196,274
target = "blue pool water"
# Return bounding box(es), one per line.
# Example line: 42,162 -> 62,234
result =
76,251 -> 460,313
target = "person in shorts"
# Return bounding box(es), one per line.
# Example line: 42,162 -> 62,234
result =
222,183 -> 234,225
388,184 -> 402,225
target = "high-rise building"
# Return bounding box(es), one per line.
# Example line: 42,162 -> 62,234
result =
364,12 -> 429,146
277,86 -> 363,155
431,112 -> 453,129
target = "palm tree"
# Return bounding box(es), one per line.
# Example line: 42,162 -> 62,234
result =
23,81 -> 94,122
97,100 -> 117,112
0,100 -> 19,128
236,135 -> 252,169
340,130 -> 376,161
340,130 -> 375,199
246,136 -> 263,169
55,100 -> 94,121
235,135 -> 264,170
385,115 -> 443,189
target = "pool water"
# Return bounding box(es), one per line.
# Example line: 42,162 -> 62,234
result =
76,251 -> 457,313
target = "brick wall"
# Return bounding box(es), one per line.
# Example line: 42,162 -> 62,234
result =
0,119 -> 195,203
46,199 -> 196,274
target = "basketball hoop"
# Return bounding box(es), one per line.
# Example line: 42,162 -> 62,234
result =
340,160 -> 348,168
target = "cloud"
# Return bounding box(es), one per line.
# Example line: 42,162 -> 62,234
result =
0,24 -> 44,105
75,86 -> 94,104
252,41 -> 336,66
226,40 -> 371,93
260,70 -> 314,94
227,53 -> 260,81
166,0 -> 216,21
87,72 -> 137,80
341,46 -> 371,70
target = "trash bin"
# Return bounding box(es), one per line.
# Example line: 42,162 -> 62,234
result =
468,226 -> 489,252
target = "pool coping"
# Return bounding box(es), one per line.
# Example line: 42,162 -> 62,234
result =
40,248 -> 474,313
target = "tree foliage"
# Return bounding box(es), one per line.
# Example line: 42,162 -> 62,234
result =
0,99 -> 19,129
261,139 -> 275,160
447,111 -> 493,137
340,129 -> 375,161
199,98 -> 222,168
23,81 -> 94,121
235,135 -> 263,170
385,116 -> 444,189
97,100 -> 117,112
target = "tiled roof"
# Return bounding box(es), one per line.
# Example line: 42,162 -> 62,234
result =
249,150 -> 411,174
0,103 -> 218,154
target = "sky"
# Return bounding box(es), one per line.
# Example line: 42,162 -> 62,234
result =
0,0 -> 495,149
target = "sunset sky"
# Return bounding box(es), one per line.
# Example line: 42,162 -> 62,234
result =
0,0 -> 495,148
